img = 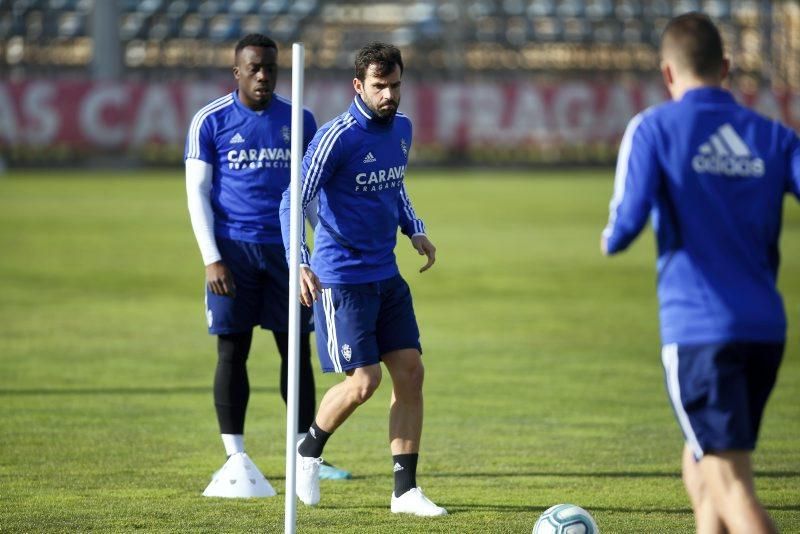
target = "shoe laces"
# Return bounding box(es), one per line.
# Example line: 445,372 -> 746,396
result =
413,488 -> 439,507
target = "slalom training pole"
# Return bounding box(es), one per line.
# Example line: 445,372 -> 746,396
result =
285,42 -> 305,534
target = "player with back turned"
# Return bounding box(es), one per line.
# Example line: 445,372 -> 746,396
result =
602,13 -> 800,534
280,42 -> 447,517
184,34 -> 348,482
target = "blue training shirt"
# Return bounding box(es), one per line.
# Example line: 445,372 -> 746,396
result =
184,90 -> 317,244
280,95 -> 425,284
603,87 -> 800,345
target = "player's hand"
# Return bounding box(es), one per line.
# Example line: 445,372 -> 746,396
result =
206,261 -> 236,297
300,265 -> 321,307
600,234 -> 609,255
411,234 -> 436,273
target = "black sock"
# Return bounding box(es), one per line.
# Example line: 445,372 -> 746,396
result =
392,453 -> 418,497
299,421 -> 331,458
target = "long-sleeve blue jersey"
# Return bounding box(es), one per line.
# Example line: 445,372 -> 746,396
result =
280,95 -> 425,284
603,87 -> 800,345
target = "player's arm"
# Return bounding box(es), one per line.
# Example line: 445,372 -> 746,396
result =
184,108 -> 235,297
787,130 -> 800,201
601,113 -> 660,255
398,182 -> 436,272
185,159 -> 236,297
302,110 -> 320,230
280,122 -> 343,305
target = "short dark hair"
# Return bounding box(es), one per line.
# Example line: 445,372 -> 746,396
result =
235,34 -> 277,58
661,12 -> 724,78
354,42 -> 404,81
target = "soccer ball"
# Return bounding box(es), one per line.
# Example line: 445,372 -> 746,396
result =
533,504 -> 599,534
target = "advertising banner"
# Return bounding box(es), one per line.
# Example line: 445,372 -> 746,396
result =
1,79 -> 797,165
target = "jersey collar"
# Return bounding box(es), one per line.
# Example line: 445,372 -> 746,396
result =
233,89 -> 273,117
349,95 -> 394,129
680,86 -> 736,105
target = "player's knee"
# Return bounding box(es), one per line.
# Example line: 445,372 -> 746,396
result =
348,368 -> 381,404
218,332 -> 252,364
407,360 -> 424,391
398,358 -> 424,392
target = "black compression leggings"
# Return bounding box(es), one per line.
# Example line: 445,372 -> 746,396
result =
214,330 -> 315,434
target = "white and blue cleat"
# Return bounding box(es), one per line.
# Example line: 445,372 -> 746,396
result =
319,460 -> 352,480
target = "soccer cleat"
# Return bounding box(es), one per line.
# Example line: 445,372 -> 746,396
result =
390,487 -> 448,517
319,460 -> 352,480
296,443 -> 322,506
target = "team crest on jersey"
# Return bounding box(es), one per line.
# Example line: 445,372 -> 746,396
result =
400,138 -> 408,158
281,125 -> 290,144
341,344 -> 352,362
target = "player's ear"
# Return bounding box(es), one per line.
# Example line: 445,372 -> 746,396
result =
660,61 -> 674,92
720,57 -> 730,80
233,65 -> 241,80
353,77 -> 363,95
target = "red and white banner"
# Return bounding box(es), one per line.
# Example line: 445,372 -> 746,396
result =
1,79 -> 798,163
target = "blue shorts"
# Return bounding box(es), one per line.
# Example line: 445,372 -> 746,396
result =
313,274 -> 421,373
205,238 -> 313,335
661,341 -> 783,459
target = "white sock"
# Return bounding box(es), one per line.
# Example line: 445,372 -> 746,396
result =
221,434 -> 245,456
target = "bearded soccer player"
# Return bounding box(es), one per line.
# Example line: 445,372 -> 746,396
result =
602,13 -> 800,534
279,42 -> 446,516
185,34 -> 349,481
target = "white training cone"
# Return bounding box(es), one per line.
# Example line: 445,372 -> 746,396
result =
202,452 -> 277,498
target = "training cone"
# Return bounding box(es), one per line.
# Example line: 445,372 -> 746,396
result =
202,452 -> 277,498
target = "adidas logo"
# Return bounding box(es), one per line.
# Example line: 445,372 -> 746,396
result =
692,123 -> 764,177
393,462 -> 404,473
230,132 -> 245,144
363,152 -> 377,163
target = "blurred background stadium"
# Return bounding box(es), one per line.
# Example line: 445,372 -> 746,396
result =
1,0 -> 798,167
2,3 -> 799,531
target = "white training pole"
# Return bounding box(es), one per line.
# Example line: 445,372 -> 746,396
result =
285,42 -> 304,534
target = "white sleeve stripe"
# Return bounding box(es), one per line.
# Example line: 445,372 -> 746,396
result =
302,115 -> 351,206
299,116 -> 356,260
400,183 -> 416,221
187,95 -> 232,159
302,116 -> 356,207
399,183 -> 424,234
186,94 -> 234,159
604,113 -> 644,237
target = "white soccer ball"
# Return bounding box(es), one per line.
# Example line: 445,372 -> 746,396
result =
533,504 -> 599,534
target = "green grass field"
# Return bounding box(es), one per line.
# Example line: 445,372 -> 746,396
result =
1,169 -> 798,533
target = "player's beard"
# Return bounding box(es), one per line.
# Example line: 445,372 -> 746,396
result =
367,97 -> 399,120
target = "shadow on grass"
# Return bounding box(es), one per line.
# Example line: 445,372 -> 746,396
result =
338,503 -> 800,515
356,470 -> 800,480
0,386 -> 279,396
445,503 -> 694,514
